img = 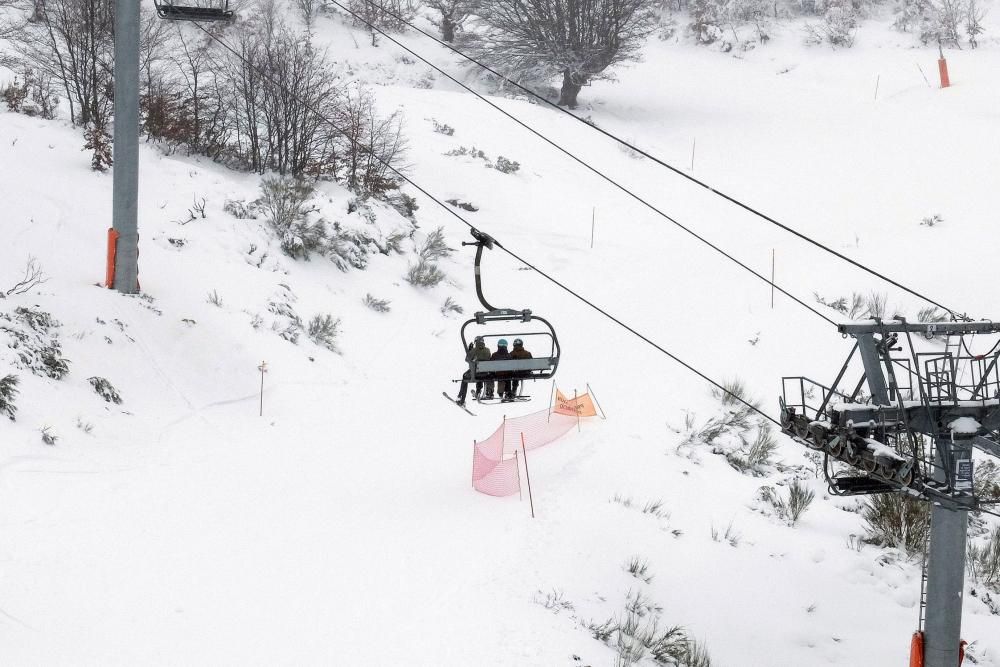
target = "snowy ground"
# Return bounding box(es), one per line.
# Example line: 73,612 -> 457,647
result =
1,6 -> 999,665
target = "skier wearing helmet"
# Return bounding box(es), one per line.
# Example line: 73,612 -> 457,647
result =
456,337 -> 493,406
510,338 -> 533,398
491,339 -> 514,400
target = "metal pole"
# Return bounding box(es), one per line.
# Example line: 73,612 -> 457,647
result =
112,0 -> 140,293
856,333 -> 890,404
923,437 -> 971,667
575,389 -> 581,432
258,361 -> 268,416
591,208 -> 595,249
547,380 -> 556,423
521,434 -> 534,518
587,383 -> 607,420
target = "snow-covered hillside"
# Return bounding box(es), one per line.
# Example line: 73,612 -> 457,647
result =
2,5 -> 999,665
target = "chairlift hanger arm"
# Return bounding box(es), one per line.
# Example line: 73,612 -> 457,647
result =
461,228 -> 500,312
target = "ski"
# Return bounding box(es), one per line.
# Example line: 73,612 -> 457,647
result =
442,392 -> 476,415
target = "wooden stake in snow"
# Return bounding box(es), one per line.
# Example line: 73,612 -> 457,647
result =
591,208 -> 596,249
521,433 -> 534,519
258,361 -> 268,416
690,138 -> 696,171
874,74 -> 880,103
771,248 -> 776,309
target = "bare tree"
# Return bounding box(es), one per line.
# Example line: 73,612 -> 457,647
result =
471,0 -> 658,107
4,0 -> 115,126
426,0 -> 476,41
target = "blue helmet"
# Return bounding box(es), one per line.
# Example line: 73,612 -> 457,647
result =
497,339 -> 508,348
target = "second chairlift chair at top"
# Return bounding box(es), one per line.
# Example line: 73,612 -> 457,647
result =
152,0 -> 233,22
459,229 -> 560,402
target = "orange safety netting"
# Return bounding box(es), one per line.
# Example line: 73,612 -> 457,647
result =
472,390 -> 599,497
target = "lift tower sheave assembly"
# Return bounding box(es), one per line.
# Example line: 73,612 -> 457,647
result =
780,319 -> 1000,667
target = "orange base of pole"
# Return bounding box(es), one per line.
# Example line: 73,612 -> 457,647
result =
938,58 -> 951,88
105,228 -> 120,289
909,631 -> 924,667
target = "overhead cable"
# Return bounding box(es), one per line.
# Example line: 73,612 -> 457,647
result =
344,0 -> 965,319
192,21 -> 783,426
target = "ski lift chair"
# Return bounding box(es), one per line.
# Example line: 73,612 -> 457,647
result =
154,0 -> 234,21
457,229 -> 561,394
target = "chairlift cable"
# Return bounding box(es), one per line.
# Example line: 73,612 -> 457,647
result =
345,0 -> 966,320
332,0 -> 837,327
192,22 -> 783,427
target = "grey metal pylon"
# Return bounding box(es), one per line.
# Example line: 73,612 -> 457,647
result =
112,0 -> 140,293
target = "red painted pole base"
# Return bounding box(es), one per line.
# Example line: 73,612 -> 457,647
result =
105,228 -> 120,289
938,58 -> 951,88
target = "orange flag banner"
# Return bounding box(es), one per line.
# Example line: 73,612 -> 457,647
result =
554,389 -> 598,418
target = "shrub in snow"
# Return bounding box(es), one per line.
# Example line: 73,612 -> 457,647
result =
40,426 -> 58,445
759,480 -> 816,526
406,259 -> 446,288
441,296 -> 464,316
804,2 -> 858,47
968,525 -> 1000,591
308,314 -> 341,353
920,214 -> 943,227
624,555 -> 654,583
2,68 -> 57,119
1,307 -> 70,380
533,588 -> 575,614
1,257 -> 47,299
0,374 -> 19,421
445,198 -> 479,212
268,299 -> 304,344
223,199 -> 259,220
726,427 -> 778,474
84,118 -> 114,172
430,118 -> 455,135
206,290 -> 224,307
974,459 -> 1000,500
493,156 -> 521,175
386,191 -> 419,219
363,294 -> 392,313
255,177 -> 325,259
419,227 -> 453,262
88,377 -> 122,404
381,230 -> 409,256
862,493 -> 928,554
590,595 -> 713,667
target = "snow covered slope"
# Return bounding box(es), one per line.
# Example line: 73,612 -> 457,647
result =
1,7 -> 999,665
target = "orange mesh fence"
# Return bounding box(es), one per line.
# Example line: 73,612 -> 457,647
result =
471,399 -> 588,497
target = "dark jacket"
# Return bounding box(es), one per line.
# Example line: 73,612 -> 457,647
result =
511,345 -> 532,360
491,347 -> 511,362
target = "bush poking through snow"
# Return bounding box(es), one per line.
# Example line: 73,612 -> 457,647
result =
862,493 -> 929,554
406,259 -> 446,288
0,374 -> 20,421
224,199 -> 259,220
308,315 -> 341,353
1,257 -> 47,298
921,214 -> 943,227
624,556 -> 654,584
255,177 -> 327,259
430,118 -> 455,136
76,418 -> 94,434
83,118 -> 113,172
493,156 -> 521,174
591,598 -> 713,667
419,227 -> 453,262
974,459 -> 1000,500
1,307 -> 70,380
726,427 -> 779,474
760,480 -> 816,526
533,588 -> 575,614
363,294 -> 392,313
88,377 -> 122,404
441,296 -> 464,316
207,290 -> 224,307
968,525 -> 1000,592
711,521 -> 742,547
40,426 -> 58,446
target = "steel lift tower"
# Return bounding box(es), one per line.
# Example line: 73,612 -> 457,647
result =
781,319 -> 1000,667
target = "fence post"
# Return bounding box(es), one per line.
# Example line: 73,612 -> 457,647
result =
548,381 -> 556,422
521,433 -> 535,518
575,389 -> 581,432
515,450 -> 522,501
587,383 -> 608,420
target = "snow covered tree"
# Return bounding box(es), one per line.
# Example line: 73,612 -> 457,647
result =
426,0 -> 476,41
347,0 -> 418,43
471,0 -> 659,107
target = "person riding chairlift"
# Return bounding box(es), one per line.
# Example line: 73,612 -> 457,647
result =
491,339 -> 513,400
510,338 -> 532,398
456,337 -> 492,407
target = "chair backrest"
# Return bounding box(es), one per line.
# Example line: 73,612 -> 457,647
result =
475,358 -> 554,374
